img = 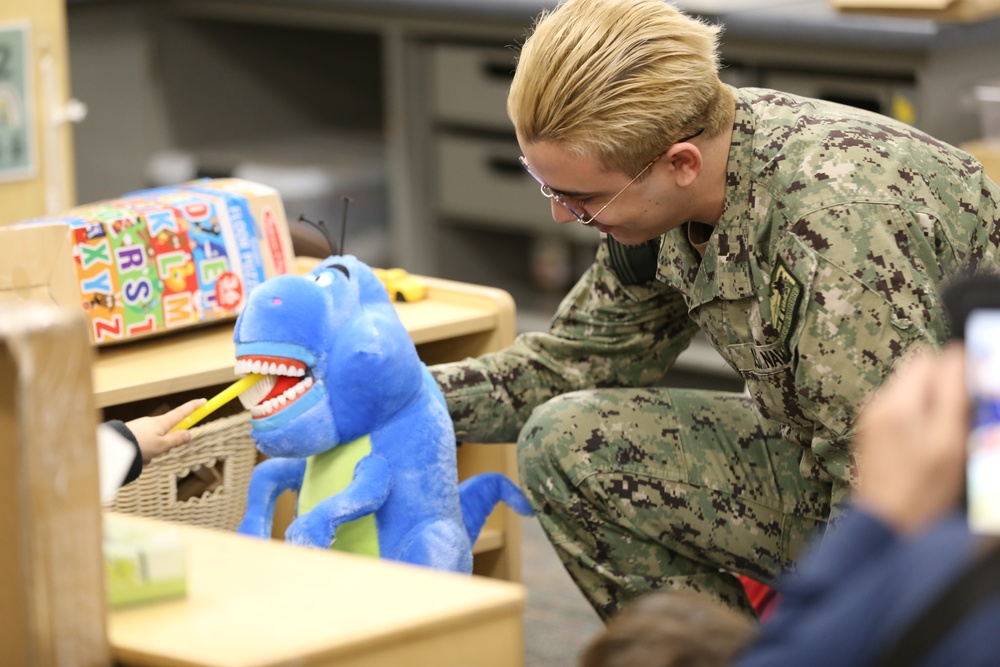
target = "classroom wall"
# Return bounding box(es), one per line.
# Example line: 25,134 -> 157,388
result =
0,0 -> 77,226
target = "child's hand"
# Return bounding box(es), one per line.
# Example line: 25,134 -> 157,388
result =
126,399 -> 208,463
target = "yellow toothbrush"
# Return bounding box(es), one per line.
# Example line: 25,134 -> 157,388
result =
170,373 -> 265,431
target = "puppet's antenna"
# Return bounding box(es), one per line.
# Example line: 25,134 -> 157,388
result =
339,197 -> 350,256
298,213 -> 338,256
298,197 -> 351,257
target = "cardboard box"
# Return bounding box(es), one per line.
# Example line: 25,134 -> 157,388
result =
829,0 -> 1000,22
0,178 -> 295,345
0,301 -> 110,664
961,139 -> 1000,183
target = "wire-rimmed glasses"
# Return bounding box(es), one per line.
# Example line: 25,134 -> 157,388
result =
519,129 -> 704,225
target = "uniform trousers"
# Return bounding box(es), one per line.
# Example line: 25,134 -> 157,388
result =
517,386 -> 832,621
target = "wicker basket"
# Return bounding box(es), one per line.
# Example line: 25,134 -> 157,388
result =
110,412 -> 258,532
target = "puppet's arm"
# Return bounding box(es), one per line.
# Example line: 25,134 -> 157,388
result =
237,458 -> 307,539
285,455 -> 392,549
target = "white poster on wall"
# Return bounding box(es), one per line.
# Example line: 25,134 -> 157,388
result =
0,22 -> 36,183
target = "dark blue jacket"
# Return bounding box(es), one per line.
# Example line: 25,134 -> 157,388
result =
736,507 -> 1000,667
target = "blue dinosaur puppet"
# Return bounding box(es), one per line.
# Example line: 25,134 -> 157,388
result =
233,255 -> 533,573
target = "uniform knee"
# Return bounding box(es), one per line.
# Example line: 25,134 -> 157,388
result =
516,392 -> 594,506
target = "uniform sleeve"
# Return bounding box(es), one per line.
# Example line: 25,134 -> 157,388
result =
792,259 -> 924,514
430,237 -> 700,443
780,200 -> 957,514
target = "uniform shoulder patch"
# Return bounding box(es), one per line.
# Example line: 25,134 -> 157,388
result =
771,259 -> 803,347
607,236 -> 660,285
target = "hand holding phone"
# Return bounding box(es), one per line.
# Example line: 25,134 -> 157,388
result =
965,309 -> 1000,534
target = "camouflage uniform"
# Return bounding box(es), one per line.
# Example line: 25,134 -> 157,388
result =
431,87 -> 1000,620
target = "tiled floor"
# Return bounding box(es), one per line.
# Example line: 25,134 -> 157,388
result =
521,515 -> 604,667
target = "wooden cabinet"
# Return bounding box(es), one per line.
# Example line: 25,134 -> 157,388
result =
108,513 -> 526,667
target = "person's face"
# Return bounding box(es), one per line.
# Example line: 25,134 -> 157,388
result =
518,139 -> 693,246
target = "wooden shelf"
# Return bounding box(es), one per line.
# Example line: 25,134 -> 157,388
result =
472,527 -> 504,555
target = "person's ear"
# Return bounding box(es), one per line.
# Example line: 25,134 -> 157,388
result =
665,143 -> 702,188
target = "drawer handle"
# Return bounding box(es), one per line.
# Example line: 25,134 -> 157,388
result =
487,156 -> 526,176
481,61 -> 516,80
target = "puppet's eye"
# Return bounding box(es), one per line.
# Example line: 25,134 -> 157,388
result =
308,264 -> 350,287
310,272 -> 334,287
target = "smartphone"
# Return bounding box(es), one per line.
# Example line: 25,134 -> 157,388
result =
965,308 -> 1000,534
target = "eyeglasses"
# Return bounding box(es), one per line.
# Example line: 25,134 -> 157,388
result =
519,128 -> 705,225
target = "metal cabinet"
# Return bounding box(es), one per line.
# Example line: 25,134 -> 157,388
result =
65,1 -> 1000,332
423,42 -> 599,326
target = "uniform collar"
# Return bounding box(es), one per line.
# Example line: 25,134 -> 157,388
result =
656,87 -> 766,309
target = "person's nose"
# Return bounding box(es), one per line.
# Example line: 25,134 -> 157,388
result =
550,200 -> 578,225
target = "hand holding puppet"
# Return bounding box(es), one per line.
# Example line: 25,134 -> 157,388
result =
233,255 -> 532,573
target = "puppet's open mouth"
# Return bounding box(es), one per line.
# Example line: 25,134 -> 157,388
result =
234,355 -> 314,419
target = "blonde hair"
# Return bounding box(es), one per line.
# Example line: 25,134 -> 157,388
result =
508,0 -> 733,175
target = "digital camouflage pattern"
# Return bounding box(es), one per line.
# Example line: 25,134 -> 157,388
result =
431,87 -> 1000,620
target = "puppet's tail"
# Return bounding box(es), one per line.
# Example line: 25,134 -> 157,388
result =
458,472 -> 535,544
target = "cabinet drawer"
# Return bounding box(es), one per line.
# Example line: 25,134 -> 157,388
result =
435,133 -> 547,229
434,134 -> 599,243
428,44 -> 517,131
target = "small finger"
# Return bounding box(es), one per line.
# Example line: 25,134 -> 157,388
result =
176,398 -> 208,416
928,345 -> 971,445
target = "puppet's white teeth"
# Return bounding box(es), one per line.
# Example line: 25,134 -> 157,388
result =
283,376 -> 313,401
235,358 -> 308,377
249,376 -> 313,417
250,403 -> 272,417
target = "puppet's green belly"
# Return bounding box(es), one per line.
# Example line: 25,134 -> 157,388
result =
298,435 -> 380,558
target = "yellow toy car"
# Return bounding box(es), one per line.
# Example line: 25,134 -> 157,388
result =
373,268 -> 427,303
